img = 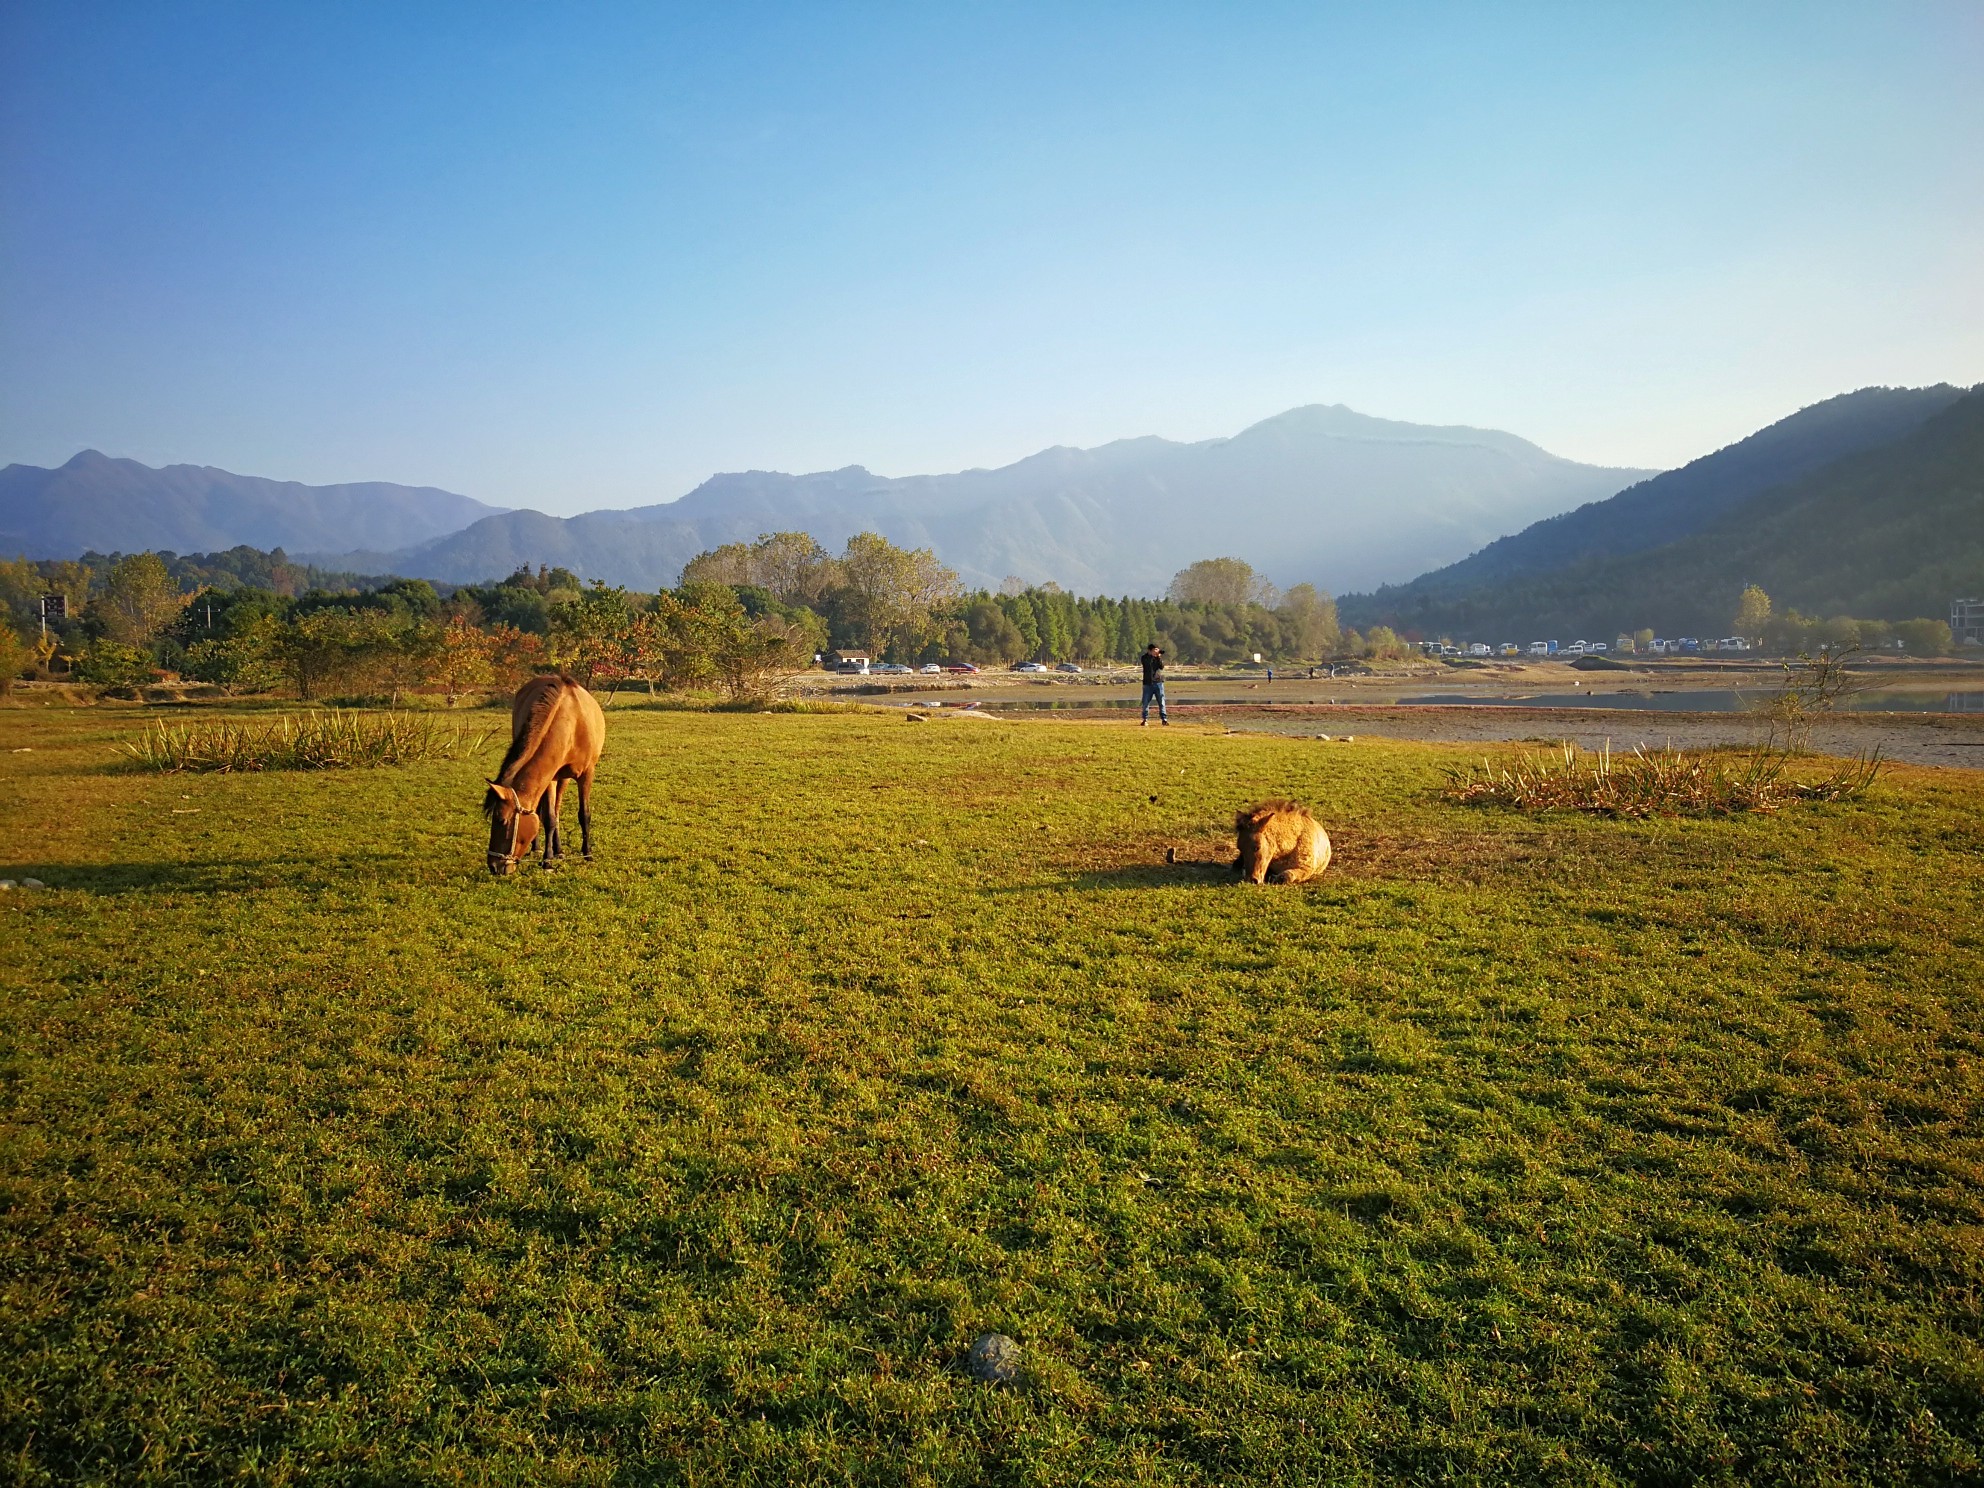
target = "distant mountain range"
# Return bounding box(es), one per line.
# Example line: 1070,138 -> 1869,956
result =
0,450 -> 508,559
1340,384 -> 1982,637
1,407 -> 1652,596
331,406 -> 1652,595
13,387 -> 1976,629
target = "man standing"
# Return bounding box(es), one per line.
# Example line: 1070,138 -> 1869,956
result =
1140,642 -> 1168,726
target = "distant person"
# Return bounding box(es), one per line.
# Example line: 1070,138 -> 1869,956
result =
1266,665 -> 1274,683
1140,643 -> 1169,726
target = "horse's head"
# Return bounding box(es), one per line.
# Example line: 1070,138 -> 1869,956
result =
483,780 -> 540,876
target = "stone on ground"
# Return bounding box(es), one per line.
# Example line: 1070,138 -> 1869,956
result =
967,1332 -> 1021,1384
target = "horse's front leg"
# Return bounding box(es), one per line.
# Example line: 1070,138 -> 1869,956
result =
576,768 -> 594,861
541,781 -> 563,865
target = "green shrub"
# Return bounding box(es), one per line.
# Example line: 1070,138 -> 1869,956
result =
119,710 -> 495,773
74,640 -> 156,689
0,626 -> 26,695
182,618 -> 285,693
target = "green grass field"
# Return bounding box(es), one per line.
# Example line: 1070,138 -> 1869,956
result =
3,704 -> 1982,1485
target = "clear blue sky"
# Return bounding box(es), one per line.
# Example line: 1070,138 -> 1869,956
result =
3,2 -> 1979,514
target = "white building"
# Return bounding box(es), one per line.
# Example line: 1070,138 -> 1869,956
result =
1953,598 -> 1984,647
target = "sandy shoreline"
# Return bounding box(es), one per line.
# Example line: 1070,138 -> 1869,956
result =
829,657 -> 1984,769
1158,702 -> 1984,770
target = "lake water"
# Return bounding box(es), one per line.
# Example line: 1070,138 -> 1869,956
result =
966,689 -> 1984,715
1394,690 -> 1984,714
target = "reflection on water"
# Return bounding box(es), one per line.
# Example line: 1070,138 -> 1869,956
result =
945,689 -> 1984,715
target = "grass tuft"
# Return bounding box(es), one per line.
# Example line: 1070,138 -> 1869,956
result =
118,709 -> 496,773
1444,741 -> 1883,816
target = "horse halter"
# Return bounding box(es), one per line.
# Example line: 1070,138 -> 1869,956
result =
488,790 -> 531,872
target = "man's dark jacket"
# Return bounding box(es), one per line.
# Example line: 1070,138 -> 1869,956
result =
1140,651 -> 1164,687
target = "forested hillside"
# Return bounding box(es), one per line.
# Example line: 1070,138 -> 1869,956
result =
1362,385 -> 1967,606
1345,387 -> 1984,640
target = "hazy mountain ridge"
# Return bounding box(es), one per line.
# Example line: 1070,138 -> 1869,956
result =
339,405 -> 1652,594
1341,386 -> 1984,639
0,450 -> 509,559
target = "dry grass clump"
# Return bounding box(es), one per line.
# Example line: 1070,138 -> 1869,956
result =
1444,742 -> 1882,818
120,710 -> 495,773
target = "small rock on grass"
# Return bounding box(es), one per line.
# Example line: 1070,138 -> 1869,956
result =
21,878 -> 45,889
0,881 -> 13,891
967,1332 -> 1022,1384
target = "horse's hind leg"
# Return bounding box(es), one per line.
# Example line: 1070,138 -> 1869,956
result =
576,768 -> 594,861
1266,852 -> 1313,885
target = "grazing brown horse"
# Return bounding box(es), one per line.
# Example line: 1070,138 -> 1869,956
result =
483,674 -> 606,875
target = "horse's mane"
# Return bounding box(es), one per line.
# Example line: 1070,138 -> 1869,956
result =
484,674 -> 577,816
1238,798 -> 1310,826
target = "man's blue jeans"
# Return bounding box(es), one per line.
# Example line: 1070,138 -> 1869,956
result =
1141,683 -> 1167,723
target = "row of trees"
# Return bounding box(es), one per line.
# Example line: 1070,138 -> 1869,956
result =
1739,584 -> 1952,656
1406,584 -> 1955,658
4,538 -> 1391,698
24,546 -> 1955,704
1,553 -> 825,702
683,537 -> 1371,665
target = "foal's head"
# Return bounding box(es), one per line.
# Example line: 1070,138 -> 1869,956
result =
482,781 -> 540,876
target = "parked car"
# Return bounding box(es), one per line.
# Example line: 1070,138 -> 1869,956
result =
1055,662 -> 1082,673
943,662 -> 980,674
1014,661 -> 1047,673
919,663 -> 943,674
873,662 -> 911,675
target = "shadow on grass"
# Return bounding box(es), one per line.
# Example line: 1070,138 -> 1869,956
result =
1026,859 -> 1242,893
0,852 -> 442,895
1017,816 -> 1681,894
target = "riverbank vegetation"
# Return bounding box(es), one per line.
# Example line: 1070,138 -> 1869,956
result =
1443,741 -> 1884,818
